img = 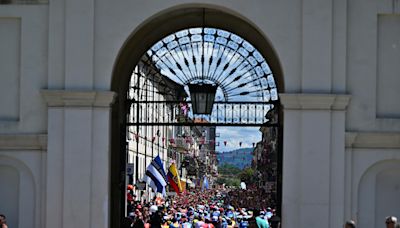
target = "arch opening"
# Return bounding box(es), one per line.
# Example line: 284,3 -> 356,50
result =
110,5 -> 284,227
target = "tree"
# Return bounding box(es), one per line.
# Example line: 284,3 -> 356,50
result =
238,167 -> 255,184
218,164 -> 241,176
216,177 -> 240,187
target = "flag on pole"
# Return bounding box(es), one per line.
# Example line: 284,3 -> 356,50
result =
142,155 -> 168,196
201,176 -> 209,190
167,163 -> 182,194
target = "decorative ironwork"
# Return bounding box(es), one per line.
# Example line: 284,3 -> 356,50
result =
127,99 -> 277,126
127,27 -> 280,126
147,27 -> 278,103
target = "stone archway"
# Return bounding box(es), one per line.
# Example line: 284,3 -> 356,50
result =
0,155 -> 36,228
110,4 -> 284,226
358,159 -> 400,228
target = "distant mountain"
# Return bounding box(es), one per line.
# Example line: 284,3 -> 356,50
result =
217,147 -> 253,169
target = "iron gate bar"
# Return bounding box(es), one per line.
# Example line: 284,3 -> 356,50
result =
126,122 -> 279,127
127,100 -> 278,104
127,100 -> 278,126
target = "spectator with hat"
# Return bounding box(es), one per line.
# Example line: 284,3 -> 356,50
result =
386,216 -> 398,228
344,220 -> 356,228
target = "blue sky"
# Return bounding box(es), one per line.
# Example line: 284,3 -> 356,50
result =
215,127 -> 261,152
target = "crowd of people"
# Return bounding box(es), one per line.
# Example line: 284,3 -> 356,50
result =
125,188 -> 280,228
225,187 -> 277,210
125,185 -> 400,228
1,191 -> 399,228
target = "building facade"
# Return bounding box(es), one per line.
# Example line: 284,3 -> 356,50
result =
0,1 -> 400,228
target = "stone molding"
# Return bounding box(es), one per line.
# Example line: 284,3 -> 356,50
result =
0,134 -> 47,150
346,132 -> 400,148
41,90 -> 117,107
279,93 -> 351,110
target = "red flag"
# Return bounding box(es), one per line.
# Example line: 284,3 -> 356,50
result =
169,138 -> 175,144
135,134 -> 139,141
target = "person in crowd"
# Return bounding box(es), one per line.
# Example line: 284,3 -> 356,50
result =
0,214 -> 8,228
133,210 -> 145,228
268,210 -> 280,228
122,216 -> 134,228
204,216 -> 215,228
195,215 -> 205,228
344,220 -> 356,228
149,206 -> 163,228
181,214 -> 192,228
253,209 -> 269,228
238,216 -> 249,228
386,216 -> 398,228
169,218 -> 179,228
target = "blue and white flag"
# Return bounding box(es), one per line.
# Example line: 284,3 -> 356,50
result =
142,155 -> 168,196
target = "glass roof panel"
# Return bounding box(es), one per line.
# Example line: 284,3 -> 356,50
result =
146,27 -> 279,102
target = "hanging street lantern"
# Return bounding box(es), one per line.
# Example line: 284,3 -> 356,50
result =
188,83 -> 218,115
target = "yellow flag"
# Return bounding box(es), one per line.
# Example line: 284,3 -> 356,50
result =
168,163 -> 182,193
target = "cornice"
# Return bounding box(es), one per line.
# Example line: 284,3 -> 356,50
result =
0,134 -> 47,151
345,132 -> 400,149
279,93 -> 351,110
41,90 -> 117,107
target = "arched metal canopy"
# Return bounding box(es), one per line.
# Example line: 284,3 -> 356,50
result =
128,27 -> 280,126
147,27 -> 278,103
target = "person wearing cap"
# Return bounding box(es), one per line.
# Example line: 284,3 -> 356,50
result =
344,220 -> 356,228
386,216 -> 398,228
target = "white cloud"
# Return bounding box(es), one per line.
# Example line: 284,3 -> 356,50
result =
215,127 -> 261,152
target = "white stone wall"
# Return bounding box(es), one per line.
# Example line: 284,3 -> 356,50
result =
0,0 -> 399,227
0,4 -> 48,228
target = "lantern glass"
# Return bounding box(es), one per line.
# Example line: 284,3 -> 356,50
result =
188,83 -> 217,115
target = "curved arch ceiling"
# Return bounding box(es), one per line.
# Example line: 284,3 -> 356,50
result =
146,27 -> 279,103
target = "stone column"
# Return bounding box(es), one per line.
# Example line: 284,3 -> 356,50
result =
280,93 -> 350,228
42,90 -> 116,228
